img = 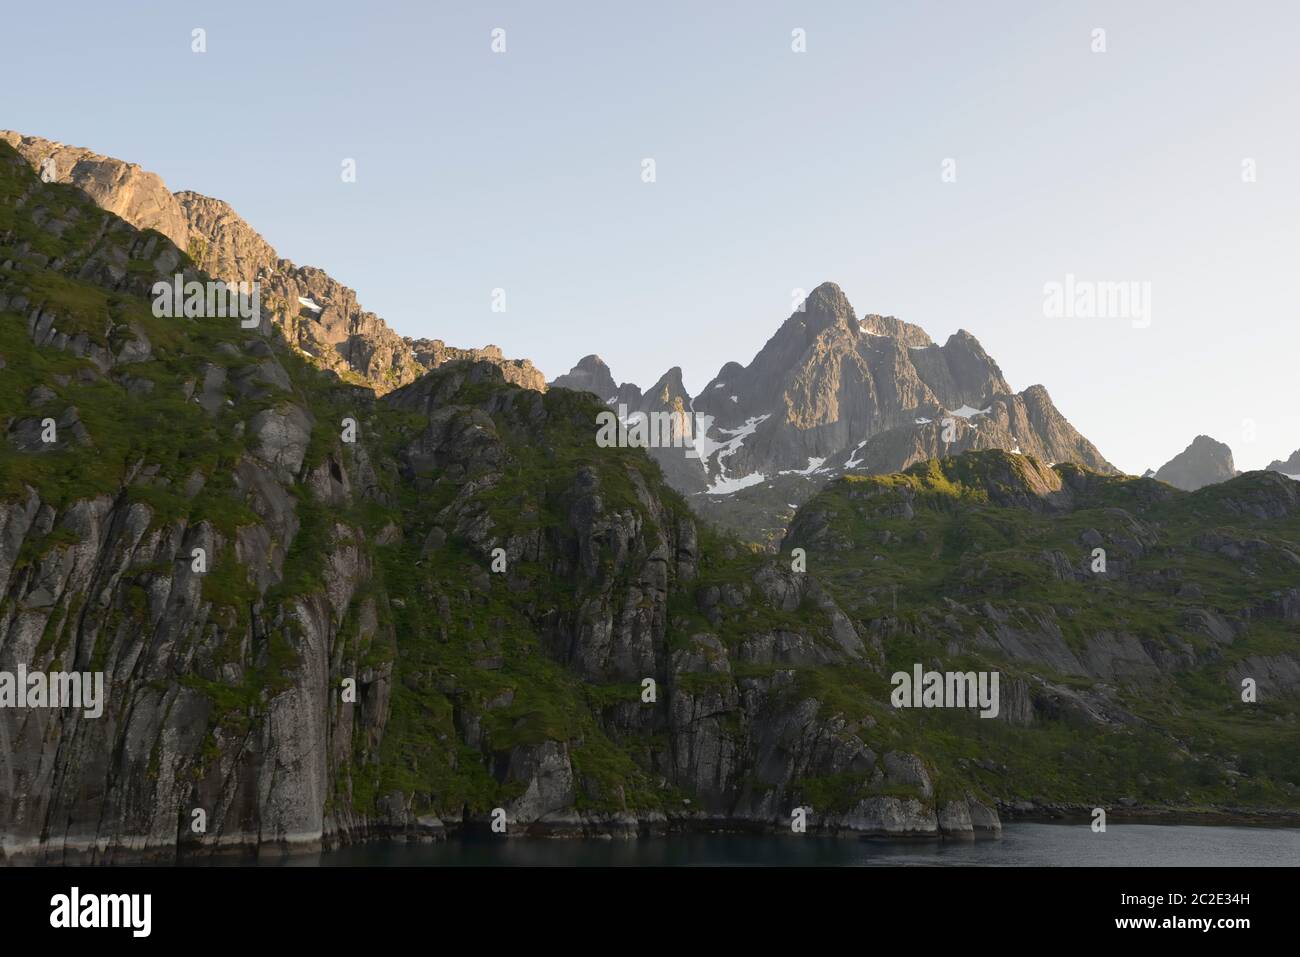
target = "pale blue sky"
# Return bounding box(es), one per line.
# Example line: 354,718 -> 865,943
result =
5,0 -> 1298,472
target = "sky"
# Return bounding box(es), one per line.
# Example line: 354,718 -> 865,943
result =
4,0 -> 1298,473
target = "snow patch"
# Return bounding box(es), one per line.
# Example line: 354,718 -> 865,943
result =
779,456 -> 827,477
693,413 -> 772,494
706,471 -> 767,495
947,404 -> 991,419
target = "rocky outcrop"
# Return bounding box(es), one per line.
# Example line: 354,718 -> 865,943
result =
0,130 -> 189,248
411,339 -> 546,392
1267,448 -> 1300,479
1156,435 -> 1236,491
175,191 -> 427,393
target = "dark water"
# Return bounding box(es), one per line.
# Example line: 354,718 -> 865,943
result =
268,823 -> 1300,867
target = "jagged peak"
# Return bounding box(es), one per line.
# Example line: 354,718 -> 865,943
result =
1020,383 -> 1053,403
1266,447 -> 1300,473
707,360 -> 745,384
1155,435 -> 1236,491
802,281 -> 856,325
806,279 -> 847,300
945,328 -> 985,347
648,365 -> 688,395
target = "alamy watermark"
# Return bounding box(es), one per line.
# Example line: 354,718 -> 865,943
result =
595,405 -> 706,459
1043,273 -> 1150,329
891,664 -> 999,718
152,274 -> 260,328
0,666 -> 104,718
50,887 -> 150,937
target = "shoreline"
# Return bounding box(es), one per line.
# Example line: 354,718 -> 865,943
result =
6,803 -> 1300,866
995,803 -> 1300,829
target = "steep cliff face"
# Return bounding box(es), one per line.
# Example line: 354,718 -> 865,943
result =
0,141 -> 395,859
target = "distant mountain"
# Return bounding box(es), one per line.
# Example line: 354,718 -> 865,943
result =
550,354 -> 642,407
1155,435 -> 1237,491
553,281 -> 1115,543
409,339 -> 545,392
0,130 -> 543,394
1267,448 -> 1300,479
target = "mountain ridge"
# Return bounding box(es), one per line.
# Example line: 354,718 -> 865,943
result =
0,129 -> 545,396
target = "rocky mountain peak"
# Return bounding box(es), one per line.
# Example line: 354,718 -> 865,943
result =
552,354 -> 619,401
938,329 -> 1012,401
648,366 -> 688,403
1156,435 -> 1237,491
553,282 -> 1114,543
798,280 -> 858,338
1266,447 -> 1300,477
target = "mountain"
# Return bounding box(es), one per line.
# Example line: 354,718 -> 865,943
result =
0,130 -> 543,396
0,140 -> 967,856
550,354 -> 642,407
5,139 -> 1300,860
785,452 -> 1300,812
1267,448 -> 1300,479
554,281 -> 1115,544
1155,435 -> 1237,491
409,339 -> 545,392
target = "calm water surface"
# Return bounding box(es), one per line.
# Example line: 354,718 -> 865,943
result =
267,823 -> 1300,867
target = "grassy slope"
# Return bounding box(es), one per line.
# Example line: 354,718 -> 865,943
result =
789,453 -> 1300,811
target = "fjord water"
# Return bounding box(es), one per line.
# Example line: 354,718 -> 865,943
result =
276,824 -> 1300,867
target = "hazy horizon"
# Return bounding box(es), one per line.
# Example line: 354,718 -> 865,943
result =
6,0 -> 1298,474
